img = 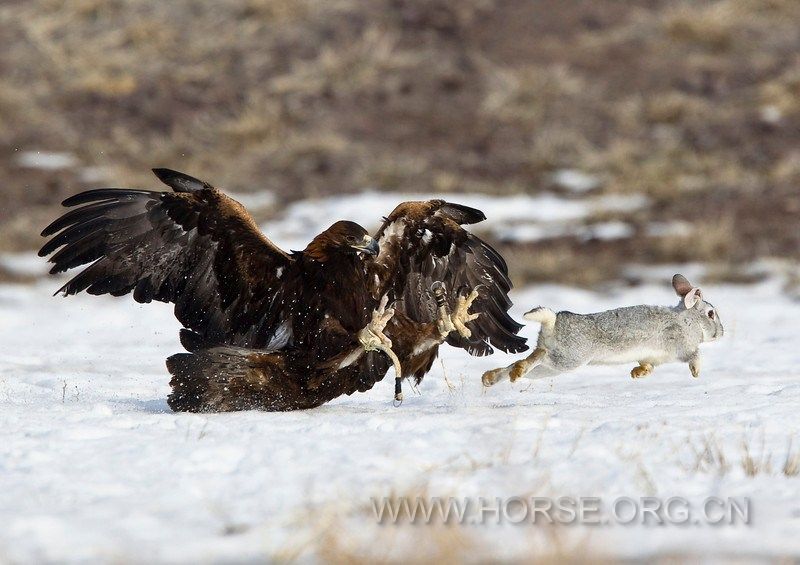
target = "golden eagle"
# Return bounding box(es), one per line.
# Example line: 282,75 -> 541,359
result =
39,169 -> 527,411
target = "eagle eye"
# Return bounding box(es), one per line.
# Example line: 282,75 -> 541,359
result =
345,235 -> 357,244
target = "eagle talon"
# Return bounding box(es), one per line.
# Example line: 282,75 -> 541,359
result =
434,287 -> 480,339
451,289 -> 480,338
436,314 -> 456,338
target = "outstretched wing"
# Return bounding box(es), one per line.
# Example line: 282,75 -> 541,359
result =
39,168 -> 292,348
373,200 -> 527,356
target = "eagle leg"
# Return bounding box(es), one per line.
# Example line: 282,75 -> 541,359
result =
358,295 -> 404,402
436,316 -> 455,338
432,282 -> 455,338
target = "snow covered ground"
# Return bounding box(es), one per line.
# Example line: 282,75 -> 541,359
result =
2,265 -> 800,562
1,184 -> 797,562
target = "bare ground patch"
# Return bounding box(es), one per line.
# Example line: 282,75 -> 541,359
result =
1,0 -> 798,284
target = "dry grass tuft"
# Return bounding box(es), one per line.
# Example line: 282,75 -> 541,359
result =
684,433 -> 800,478
685,434 -> 731,476
783,438 -> 800,477
663,2 -> 742,53
275,485 -> 599,564
740,434 -> 773,477
740,434 -> 800,478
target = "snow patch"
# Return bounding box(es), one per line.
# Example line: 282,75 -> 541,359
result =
646,221 -> 693,238
0,252 -> 49,277
495,221 -> 635,243
265,191 -> 648,250
78,166 -> 111,183
550,168 -> 601,193
580,220 -> 634,241
16,151 -> 78,171
1,277 -> 799,561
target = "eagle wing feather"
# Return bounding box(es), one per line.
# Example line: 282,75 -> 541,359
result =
39,168 -> 291,347
373,200 -> 527,357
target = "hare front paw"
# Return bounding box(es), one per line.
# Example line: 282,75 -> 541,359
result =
630,363 -> 653,379
689,353 -> 701,378
481,360 -> 527,386
482,367 -> 508,387
509,361 -> 529,383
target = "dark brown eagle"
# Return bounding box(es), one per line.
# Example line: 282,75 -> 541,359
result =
39,168 -> 527,411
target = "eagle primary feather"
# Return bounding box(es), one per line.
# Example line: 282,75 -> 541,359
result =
40,169 -> 527,411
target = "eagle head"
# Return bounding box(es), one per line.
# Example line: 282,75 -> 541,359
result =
304,220 -> 379,262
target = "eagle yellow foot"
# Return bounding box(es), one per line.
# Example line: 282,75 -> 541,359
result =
437,289 -> 481,339
358,295 -> 403,398
451,289 -> 480,338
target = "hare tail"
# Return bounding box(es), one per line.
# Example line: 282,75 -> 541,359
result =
523,307 -> 556,329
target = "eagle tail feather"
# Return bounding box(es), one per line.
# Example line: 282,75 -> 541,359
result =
166,348 -> 319,412
166,349 -> 265,412
178,329 -> 216,352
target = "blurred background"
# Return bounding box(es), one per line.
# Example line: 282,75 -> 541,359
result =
1,0 -> 798,287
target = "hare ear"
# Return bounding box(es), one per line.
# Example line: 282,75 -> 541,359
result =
683,288 -> 702,309
672,274 -> 694,297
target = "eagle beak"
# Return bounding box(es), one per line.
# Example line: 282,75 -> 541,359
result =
352,235 -> 380,256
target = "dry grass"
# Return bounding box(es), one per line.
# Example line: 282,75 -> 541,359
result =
272,485 -> 599,564
684,434 -> 731,476
683,433 -> 800,478
2,0 -> 799,284
782,439 -> 800,477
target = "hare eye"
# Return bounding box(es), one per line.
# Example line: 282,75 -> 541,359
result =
708,310 -> 715,320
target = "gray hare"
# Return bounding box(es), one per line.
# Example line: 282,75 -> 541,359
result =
482,274 -> 724,386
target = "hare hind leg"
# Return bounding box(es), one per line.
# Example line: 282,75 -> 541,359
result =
482,347 -> 547,387
630,362 -> 654,379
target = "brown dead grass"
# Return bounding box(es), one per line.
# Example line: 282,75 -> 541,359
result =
274,483 -> 598,564
683,433 -> 800,479
1,0 -> 799,284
